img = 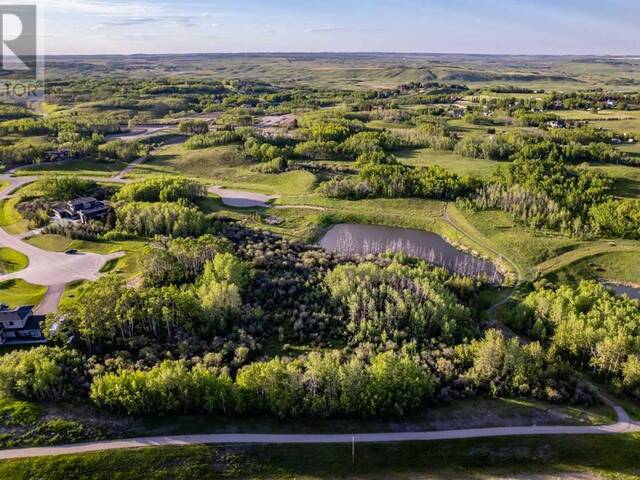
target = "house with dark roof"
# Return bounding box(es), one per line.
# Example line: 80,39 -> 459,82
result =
0,305 -> 46,346
51,197 -> 110,224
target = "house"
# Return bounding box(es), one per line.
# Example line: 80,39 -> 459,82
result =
546,120 -> 566,129
0,305 -> 46,346
51,197 -> 110,224
44,148 -> 72,163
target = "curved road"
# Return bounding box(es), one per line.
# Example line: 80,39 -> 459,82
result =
0,411 -> 637,460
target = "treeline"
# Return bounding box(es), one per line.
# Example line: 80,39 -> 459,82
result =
453,129 -> 633,165
115,201 -> 208,237
293,113 -> 409,161
0,328 -> 594,416
183,131 -> 242,150
46,251 -> 250,350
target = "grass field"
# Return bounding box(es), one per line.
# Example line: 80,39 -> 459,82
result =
588,163 -> 640,198
544,250 -> 640,286
0,248 -> 28,275
137,144 -> 318,196
397,148 -> 502,177
13,159 -> 127,177
3,434 -> 640,479
0,279 -> 47,308
446,205 -> 584,281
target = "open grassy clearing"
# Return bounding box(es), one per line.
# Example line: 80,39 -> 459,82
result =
135,144 -> 318,196
446,205 -> 583,281
0,248 -> 28,275
0,279 -> 47,308
13,159 -> 127,177
589,163 -> 640,198
3,434 -> 640,480
398,148 -> 501,177
543,249 -> 640,286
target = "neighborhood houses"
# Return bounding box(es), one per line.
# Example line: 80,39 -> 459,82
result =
0,305 -> 45,346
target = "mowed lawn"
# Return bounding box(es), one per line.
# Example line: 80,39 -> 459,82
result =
0,247 -> 28,274
0,279 -> 47,308
134,144 -> 318,196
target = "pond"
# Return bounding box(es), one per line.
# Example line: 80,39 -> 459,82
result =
319,223 -> 501,281
605,282 -> 640,300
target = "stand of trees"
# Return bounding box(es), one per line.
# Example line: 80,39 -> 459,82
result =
114,176 -> 206,203
510,281 -> 640,399
90,351 -> 435,418
326,261 -> 474,345
319,163 -> 476,201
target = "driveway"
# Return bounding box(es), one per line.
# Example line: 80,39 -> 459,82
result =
209,186 -> 278,208
0,226 -> 122,286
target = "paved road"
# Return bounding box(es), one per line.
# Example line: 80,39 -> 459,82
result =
0,225 -> 123,286
113,155 -> 148,180
209,185 -> 278,208
0,415 -> 637,460
105,125 -> 174,142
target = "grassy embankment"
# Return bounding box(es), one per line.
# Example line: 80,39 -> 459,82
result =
3,434 -> 640,479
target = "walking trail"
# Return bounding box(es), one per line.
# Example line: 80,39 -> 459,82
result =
0,404 -> 636,460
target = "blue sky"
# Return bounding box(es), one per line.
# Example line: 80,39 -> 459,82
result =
30,0 -> 640,55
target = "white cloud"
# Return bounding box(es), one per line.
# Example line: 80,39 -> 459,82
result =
307,26 -> 389,34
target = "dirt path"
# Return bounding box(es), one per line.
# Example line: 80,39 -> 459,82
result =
443,204 -> 523,334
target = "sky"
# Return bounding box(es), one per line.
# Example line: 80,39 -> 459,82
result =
17,0 -> 640,55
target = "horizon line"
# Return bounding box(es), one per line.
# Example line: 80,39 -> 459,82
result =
42,51 -> 640,58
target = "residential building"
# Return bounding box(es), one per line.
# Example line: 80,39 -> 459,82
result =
0,305 -> 46,346
51,197 -> 110,224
